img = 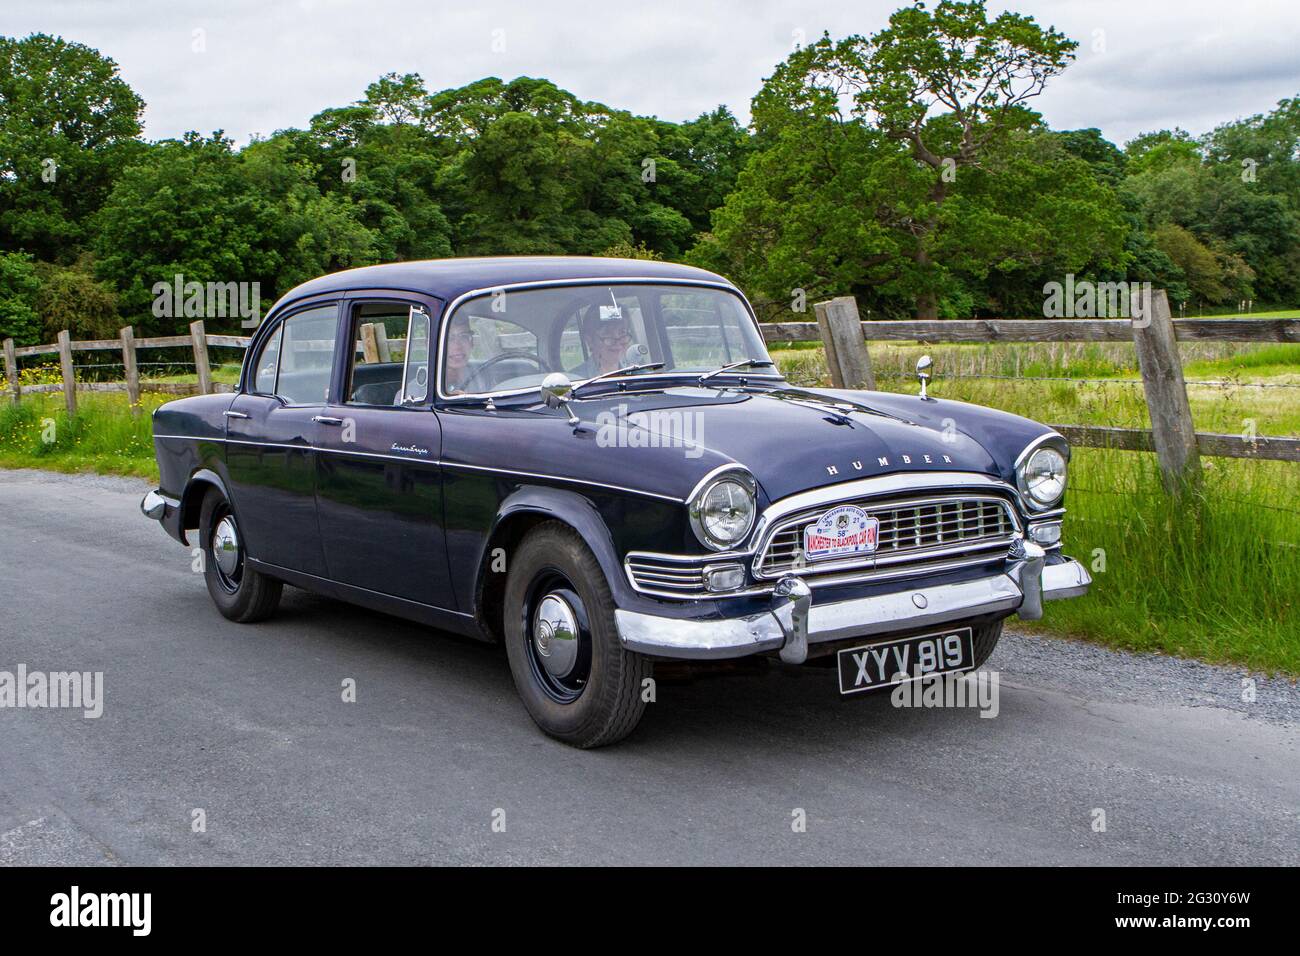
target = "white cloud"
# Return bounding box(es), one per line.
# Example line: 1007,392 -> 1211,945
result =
2,0 -> 1296,147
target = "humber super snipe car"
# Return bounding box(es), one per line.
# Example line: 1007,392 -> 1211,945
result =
142,257 -> 1090,747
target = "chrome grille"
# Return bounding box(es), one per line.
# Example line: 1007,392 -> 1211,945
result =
626,557 -> 707,595
756,494 -> 1018,579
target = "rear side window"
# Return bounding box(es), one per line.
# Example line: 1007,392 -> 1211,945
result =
276,306 -> 339,404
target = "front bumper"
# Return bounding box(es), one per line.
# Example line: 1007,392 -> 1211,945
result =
615,540 -> 1091,663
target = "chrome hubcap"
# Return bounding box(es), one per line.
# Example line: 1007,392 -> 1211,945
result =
532,593 -> 580,680
213,516 -> 241,578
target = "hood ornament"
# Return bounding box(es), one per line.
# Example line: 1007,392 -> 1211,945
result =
916,355 -> 934,401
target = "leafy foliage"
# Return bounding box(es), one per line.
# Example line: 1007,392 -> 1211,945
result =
0,12 -> 1296,340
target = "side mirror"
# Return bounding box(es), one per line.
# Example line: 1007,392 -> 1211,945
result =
916,354 -> 933,400
541,372 -> 579,425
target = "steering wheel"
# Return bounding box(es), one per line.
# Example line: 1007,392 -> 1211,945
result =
460,350 -> 545,392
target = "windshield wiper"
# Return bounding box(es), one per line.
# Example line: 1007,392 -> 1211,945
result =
697,359 -> 776,385
572,362 -> 666,397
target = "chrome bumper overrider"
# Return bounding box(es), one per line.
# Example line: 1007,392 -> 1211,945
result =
141,490 -> 172,520
615,538 -> 1091,663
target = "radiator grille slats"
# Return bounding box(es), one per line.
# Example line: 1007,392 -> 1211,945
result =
756,495 -> 1016,579
626,560 -> 706,593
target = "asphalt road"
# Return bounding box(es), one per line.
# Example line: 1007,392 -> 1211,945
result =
1,468 -> 1297,866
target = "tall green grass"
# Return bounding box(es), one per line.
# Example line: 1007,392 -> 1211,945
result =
1040,449 -> 1299,673
0,393 -> 162,479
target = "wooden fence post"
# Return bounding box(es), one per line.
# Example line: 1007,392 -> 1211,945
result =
814,296 -> 875,390
3,338 -> 18,404
120,326 -> 141,415
190,320 -> 212,395
1132,288 -> 1201,494
373,324 -> 393,363
359,322 -> 381,363
57,330 -> 77,416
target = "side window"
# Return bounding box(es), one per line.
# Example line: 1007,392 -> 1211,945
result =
346,303 -> 410,405
277,305 -> 338,405
251,324 -> 283,395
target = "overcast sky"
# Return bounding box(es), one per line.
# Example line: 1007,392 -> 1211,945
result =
4,0 -> 1298,148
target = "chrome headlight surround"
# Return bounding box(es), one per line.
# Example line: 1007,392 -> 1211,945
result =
687,467 -> 758,552
1015,434 -> 1069,511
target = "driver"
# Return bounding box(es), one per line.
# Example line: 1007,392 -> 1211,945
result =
444,313 -> 476,393
572,309 -> 634,379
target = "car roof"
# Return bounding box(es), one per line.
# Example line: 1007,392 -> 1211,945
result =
270,256 -> 734,313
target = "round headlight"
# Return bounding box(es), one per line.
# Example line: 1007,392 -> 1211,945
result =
1019,446 -> 1067,507
689,475 -> 756,551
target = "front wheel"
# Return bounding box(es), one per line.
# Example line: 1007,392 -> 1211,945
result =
503,522 -> 652,748
199,487 -> 282,623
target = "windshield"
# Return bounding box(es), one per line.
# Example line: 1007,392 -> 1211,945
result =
439,283 -> 775,397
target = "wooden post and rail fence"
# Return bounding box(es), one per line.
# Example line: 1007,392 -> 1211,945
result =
2,291 -> 1298,489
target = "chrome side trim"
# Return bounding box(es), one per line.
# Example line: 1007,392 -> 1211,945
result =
150,434 -> 685,502
443,460 -> 684,503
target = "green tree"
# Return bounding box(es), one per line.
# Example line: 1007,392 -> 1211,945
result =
92,133 -> 282,331
34,259 -> 119,340
0,251 -> 42,345
0,34 -> 145,261
693,2 -> 1124,319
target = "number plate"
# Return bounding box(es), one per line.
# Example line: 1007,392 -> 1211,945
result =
837,627 -> 975,696
804,505 -> 878,562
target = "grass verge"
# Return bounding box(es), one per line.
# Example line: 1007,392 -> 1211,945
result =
0,392 -> 162,480
2,366 -> 1297,673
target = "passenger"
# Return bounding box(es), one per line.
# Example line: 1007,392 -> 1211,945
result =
444,314 -> 476,392
573,310 -> 634,379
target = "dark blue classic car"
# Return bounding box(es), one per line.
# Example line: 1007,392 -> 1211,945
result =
142,257 -> 1089,746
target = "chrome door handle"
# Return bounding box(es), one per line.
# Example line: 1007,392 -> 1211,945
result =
312,415 -> 345,425
222,410 -> 250,420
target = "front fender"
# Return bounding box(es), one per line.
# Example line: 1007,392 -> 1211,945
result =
484,485 -> 638,608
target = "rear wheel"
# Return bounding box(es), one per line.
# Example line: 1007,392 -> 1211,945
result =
503,522 -> 652,748
199,487 -> 282,623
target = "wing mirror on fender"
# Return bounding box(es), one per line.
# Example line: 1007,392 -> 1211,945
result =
541,372 -> 579,426
916,354 -> 934,401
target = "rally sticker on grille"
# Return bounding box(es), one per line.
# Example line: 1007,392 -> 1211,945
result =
803,505 -> 879,562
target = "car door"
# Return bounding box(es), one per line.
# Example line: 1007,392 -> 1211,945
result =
312,296 -> 454,607
224,301 -> 341,577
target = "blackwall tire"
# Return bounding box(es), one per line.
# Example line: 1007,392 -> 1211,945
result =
199,487 -> 283,623
503,521 -> 652,748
